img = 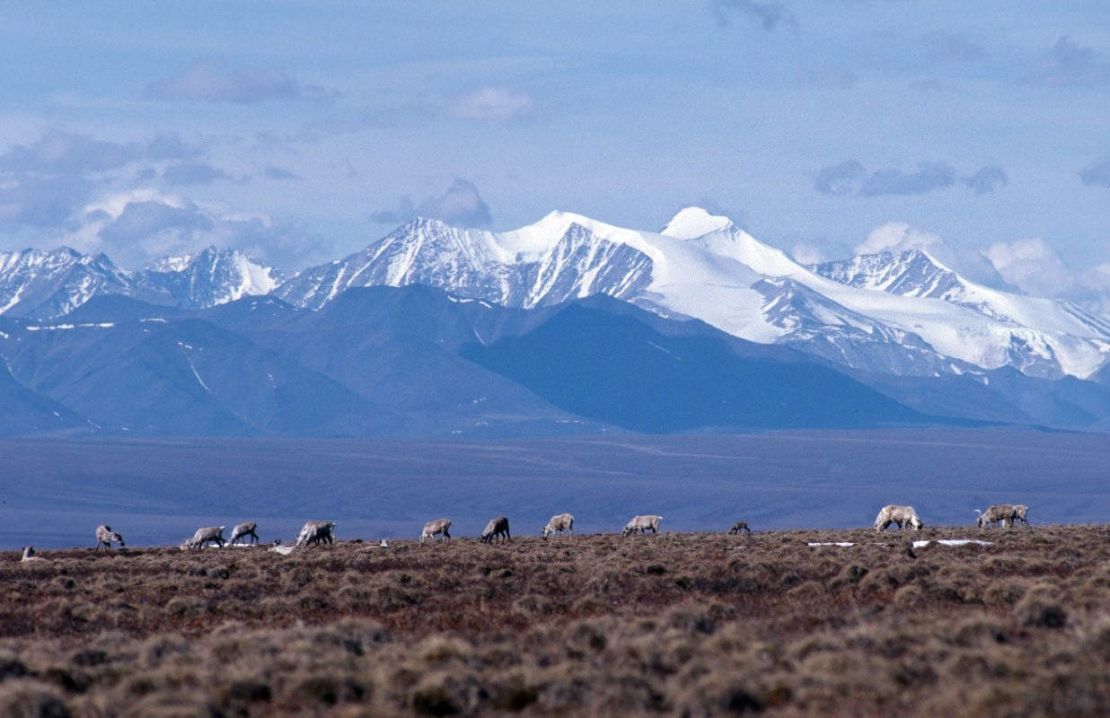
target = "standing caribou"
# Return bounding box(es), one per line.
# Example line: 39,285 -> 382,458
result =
229,521 -> 260,545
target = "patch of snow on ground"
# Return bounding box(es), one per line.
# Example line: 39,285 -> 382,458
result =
189,361 -> 211,392
913,539 -> 993,548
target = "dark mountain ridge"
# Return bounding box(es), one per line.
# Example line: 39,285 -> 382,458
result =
0,284 -> 1106,437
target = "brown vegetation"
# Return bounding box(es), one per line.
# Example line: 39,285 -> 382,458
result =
0,525 -> 1107,716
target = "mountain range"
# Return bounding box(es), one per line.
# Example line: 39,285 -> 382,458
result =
273,208 -> 1110,381
1,207 -> 1108,436
0,245 -> 280,319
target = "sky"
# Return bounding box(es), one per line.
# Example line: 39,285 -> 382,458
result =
0,1 -> 1107,308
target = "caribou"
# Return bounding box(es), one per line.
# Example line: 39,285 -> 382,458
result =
874,505 -> 924,532
480,516 -> 511,544
182,526 -> 226,550
421,518 -> 452,543
229,521 -> 260,545
94,525 -> 125,551
542,513 -> 574,540
622,515 -> 663,536
296,521 -> 336,547
976,504 -> 1030,528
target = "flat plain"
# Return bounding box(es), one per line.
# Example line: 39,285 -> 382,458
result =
0,525 -> 1107,716
3,429 -> 1109,548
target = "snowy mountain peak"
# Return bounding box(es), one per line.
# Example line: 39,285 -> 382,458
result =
275,211 -> 656,311
0,243 -> 283,318
1,246 -> 86,268
143,246 -> 281,306
660,207 -> 733,239
4,208 -> 1109,381
149,253 -> 193,273
812,248 -> 965,300
0,246 -> 131,318
272,210 -> 1110,379
407,216 -> 456,232
905,247 -> 951,271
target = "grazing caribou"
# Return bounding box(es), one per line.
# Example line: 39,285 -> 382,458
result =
977,504 -> 1030,528
874,505 -> 923,532
95,525 -> 125,551
480,516 -> 511,544
421,518 -> 452,543
543,513 -> 574,540
728,521 -> 752,535
183,526 -> 226,550
622,515 -> 663,536
296,521 -> 336,547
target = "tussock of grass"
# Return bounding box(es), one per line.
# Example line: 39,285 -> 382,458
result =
0,525 -> 1107,715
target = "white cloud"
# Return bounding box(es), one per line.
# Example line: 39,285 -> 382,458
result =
1091,263 -> 1110,286
711,0 -> 798,31
146,62 -> 332,104
854,221 -> 1011,288
1029,36 -> 1110,88
0,130 -> 325,269
855,221 -> 942,255
371,178 -> 492,228
1074,263 -> 1110,315
790,242 -> 828,265
984,238 -> 1074,298
0,131 -> 201,229
449,87 -> 534,121
59,189 -> 317,270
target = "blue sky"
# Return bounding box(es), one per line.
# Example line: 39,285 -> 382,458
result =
0,1 -> 1107,304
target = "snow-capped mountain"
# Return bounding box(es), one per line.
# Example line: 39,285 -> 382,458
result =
0,247 -> 132,319
274,217 -> 654,311
811,249 -> 1110,378
4,209 -> 1109,380
139,246 -> 282,308
751,276 -> 977,376
813,249 -> 965,301
813,249 -> 1110,331
0,245 -> 280,318
277,207 -> 1110,379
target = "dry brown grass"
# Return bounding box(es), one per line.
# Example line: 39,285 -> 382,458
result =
0,524 -> 1107,716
